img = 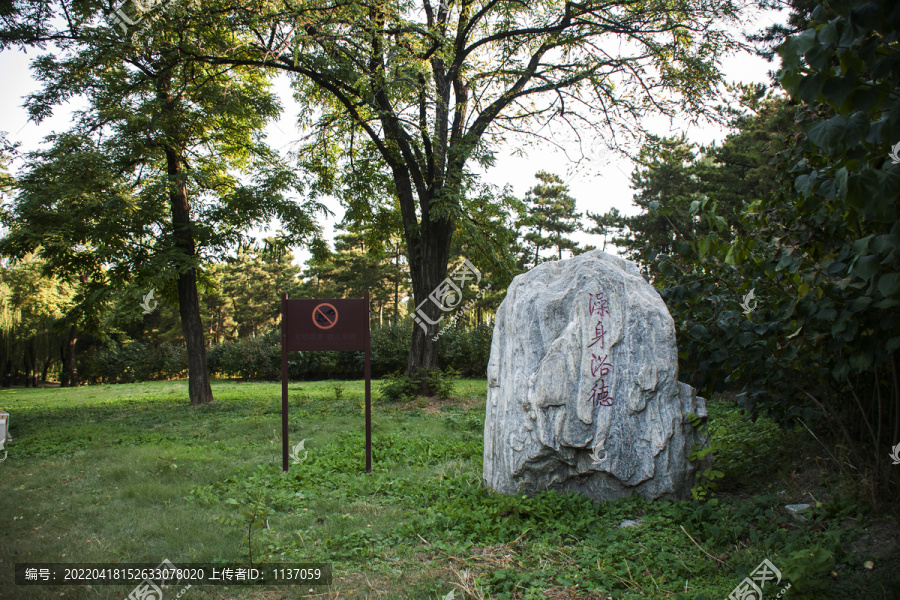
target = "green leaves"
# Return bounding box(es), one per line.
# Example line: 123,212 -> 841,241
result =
806,116 -> 849,150
822,72 -> 857,108
878,272 -> 900,297
781,543 -> 837,594
698,236 -> 711,259
627,2 -> 899,501
852,255 -> 881,281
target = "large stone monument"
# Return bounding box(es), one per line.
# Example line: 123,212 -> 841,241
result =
483,250 -> 706,501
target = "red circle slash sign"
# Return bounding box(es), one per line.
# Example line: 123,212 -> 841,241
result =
312,303 -> 339,329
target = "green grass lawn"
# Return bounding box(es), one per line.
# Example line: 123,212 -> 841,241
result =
0,380 -> 896,599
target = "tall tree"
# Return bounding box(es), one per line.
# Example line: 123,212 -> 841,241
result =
0,5 -> 325,404
519,172 -> 582,266
600,134 -> 707,275
763,0 -> 900,494
448,180 -> 522,321
296,228 -> 410,325
748,0 -> 820,60
0,132 -> 14,206
595,93 -> 794,276
221,249 -> 302,339
198,263 -> 234,346
185,0 -> 741,376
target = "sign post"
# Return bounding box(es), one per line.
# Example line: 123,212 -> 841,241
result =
281,293 -> 371,473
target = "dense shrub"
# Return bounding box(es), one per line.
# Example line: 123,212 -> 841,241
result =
650,1 -> 900,497
378,371 -> 419,402
79,322 -> 491,383
436,322 -> 493,377
377,367 -> 461,402
213,331 -> 281,380
81,341 -> 187,383
287,348 -> 361,380
207,330 -> 362,380
371,319 -> 491,378
370,320 -> 411,375
424,367 -> 460,400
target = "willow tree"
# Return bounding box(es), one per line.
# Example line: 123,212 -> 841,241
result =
0,254 -> 73,387
0,2 -> 325,404
3,0 -> 745,377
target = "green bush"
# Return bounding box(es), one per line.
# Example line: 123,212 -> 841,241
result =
378,367 -> 461,402
610,2 -> 900,497
207,330 -> 366,381
370,320 -> 411,376
424,367 -> 460,400
378,371 -> 418,402
371,319 -> 492,378
436,323 -> 492,377
82,322 -> 491,383
81,340 -> 186,383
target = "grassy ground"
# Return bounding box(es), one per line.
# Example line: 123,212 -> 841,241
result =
0,380 -> 897,600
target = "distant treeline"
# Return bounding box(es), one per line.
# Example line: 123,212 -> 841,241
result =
79,321 -> 492,383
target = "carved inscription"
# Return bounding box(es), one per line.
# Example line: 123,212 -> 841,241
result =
587,291 -> 613,407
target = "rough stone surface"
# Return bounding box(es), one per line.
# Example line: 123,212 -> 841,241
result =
483,250 -> 707,502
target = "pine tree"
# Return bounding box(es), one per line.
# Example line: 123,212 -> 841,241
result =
520,172 -> 582,267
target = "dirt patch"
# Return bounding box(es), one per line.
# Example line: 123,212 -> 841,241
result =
394,395 -> 483,415
542,586 -> 614,600
848,517 -> 900,560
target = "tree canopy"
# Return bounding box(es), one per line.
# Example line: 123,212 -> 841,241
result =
0,3 -> 326,403
613,0 -> 900,497
185,0 -> 745,377
0,0 -> 747,383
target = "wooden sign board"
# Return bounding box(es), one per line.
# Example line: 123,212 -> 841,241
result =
281,294 -> 371,473
283,298 -> 369,351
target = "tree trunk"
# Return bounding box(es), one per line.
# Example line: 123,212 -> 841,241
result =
59,343 -> 68,387
176,262 -> 213,405
41,357 -> 51,384
393,243 -> 400,326
23,353 -> 32,387
405,212 -> 454,385
386,139 -> 457,389
165,144 -> 213,405
62,324 -> 78,387
30,345 -> 38,387
159,71 -> 213,406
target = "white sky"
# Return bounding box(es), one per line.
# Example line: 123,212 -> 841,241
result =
0,5 -> 787,266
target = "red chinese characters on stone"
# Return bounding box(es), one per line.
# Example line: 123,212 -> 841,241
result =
589,378 -> 614,407
588,292 -> 610,318
587,291 -> 613,407
588,319 -> 606,349
590,353 -> 612,378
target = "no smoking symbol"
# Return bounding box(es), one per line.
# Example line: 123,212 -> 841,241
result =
312,303 -> 338,330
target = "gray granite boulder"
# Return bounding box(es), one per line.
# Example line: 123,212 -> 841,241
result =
483,250 -> 706,501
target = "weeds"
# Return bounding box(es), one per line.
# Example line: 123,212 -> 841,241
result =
219,493 -> 271,569
0,381 -> 896,599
